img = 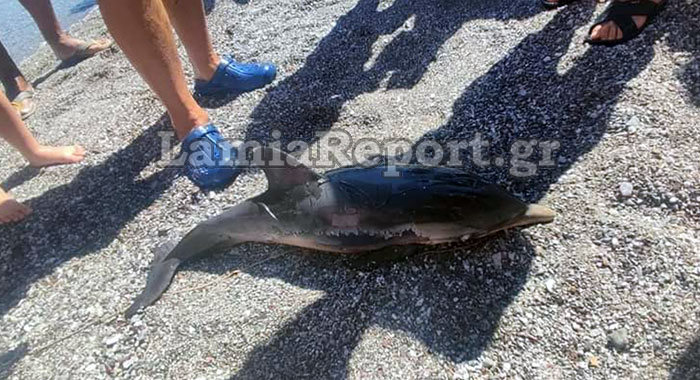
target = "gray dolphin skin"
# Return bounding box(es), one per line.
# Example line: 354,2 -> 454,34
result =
125,148 -> 555,317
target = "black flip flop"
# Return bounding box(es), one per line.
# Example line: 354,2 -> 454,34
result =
585,0 -> 667,46
542,0 -> 581,10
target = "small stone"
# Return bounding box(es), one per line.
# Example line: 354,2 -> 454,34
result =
545,278 -> 555,293
502,362 -> 511,371
619,182 -> 634,197
103,334 -> 123,347
589,355 -> 599,368
492,252 -> 503,271
483,357 -> 496,369
669,196 -> 679,204
518,89 -> 528,96
608,328 -> 629,351
611,237 -> 619,247
626,116 -> 643,132
123,357 -> 136,369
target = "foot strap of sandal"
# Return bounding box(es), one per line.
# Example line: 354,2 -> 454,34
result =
592,0 -> 664,40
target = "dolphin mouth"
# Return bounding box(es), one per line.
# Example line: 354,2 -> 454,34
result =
487,204 -> 556,234
521,204 -> 556,225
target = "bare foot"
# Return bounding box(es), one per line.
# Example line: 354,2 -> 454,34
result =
0,189 -> 32,225
52,35 -> 112,62
589,0 -> 663,42
26,145 -> 86,168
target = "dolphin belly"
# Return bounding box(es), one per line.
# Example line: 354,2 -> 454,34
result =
274,222 -> 481,253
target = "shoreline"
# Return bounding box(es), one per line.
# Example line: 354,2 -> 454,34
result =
17,7 -> 103,80
2,1 -> 97,65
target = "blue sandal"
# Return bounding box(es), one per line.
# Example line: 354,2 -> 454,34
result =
194,56 -> 276,96
180,124 -> 241,190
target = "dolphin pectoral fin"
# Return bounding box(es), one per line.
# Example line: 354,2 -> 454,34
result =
125,222 -> 241,318
153,239 -> 179,262
125,258 -> 181,318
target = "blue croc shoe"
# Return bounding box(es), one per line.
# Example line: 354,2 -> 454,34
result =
180,124 -> 241,190
194,56 -> 276,96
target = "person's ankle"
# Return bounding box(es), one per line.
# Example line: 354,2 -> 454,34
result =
15,77 -> 33,94
50,33 -> 81,60
173,111 -> 211,140
2,78 -> 29,99
195,55 -> 221,82
22,146 -> 46,165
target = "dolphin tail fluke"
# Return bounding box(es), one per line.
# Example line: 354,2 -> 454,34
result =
125,220 -> 238,318
125,258 -> 182,318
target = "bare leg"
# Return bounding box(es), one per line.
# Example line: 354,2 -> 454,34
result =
0,187 -> 31,224
19,0 -> 111,61
97,0 -> 209,139
0,91 -> 85,166
162,0 -> 276,96
162,0 -> 219,81
0,40 -> 33,99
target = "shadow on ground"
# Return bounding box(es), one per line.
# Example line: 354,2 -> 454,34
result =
211,233 -> 535,379
0,114 -> 178,322
399,1 -> 661,203
663,1 -> 699,106
1,167 -> 40,192
221,0 -> 671,377
671,334 -> 700,380
242,0 -> 542,144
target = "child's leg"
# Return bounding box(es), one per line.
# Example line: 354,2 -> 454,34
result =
0,91 -> 85,167
0,187 -> 31,224
0,39 -> 33,99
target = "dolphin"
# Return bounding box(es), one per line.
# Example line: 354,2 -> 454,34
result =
125,147 -> 555,317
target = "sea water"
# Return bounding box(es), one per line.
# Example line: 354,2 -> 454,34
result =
0,0 -> 96,63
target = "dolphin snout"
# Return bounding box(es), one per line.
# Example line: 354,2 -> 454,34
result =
523,204 -> 556,225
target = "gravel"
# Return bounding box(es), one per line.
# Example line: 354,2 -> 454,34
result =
607,328 -> 630,352
1,0 -> 699,379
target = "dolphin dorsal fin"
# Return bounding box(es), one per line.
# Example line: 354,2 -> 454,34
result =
253,147 -> 320,191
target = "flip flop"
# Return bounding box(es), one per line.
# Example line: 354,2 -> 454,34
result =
10,90 -> 36,120
585,0 -> 667,46
59,38 -> 113,66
